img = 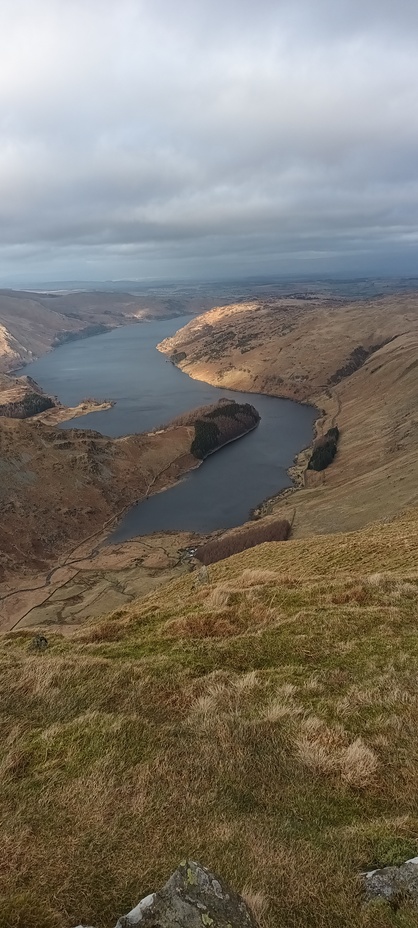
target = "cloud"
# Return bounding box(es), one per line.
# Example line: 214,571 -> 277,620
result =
0,0 -> 417,280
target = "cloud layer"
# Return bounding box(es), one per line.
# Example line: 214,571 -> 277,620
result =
1,0 -> 417,281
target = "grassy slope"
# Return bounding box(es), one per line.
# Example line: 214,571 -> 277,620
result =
1,507 -> 418,927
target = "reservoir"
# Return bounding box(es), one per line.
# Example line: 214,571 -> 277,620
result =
22,316 -> 316,538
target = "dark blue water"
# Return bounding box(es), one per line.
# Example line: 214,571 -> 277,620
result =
22,318 -> 316,538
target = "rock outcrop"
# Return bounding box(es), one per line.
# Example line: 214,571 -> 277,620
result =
73,860 -> 259,928
362,856 -> 418,907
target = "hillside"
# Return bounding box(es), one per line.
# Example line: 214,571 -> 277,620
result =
0,417 -> 194,580
159,293 -> 418,535
0,399 -> 258,588
2,288 -> 418,927
0,287 -> 200,374
0,280 -> 294,374
5,280 -> 413,376
1,506 -> 418,927
0,371 -> 53,415
0,290 -> 145,372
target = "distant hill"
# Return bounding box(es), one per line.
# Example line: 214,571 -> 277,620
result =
0,288 -> 182,372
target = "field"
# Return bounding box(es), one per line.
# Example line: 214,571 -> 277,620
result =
1,507 -> 418,927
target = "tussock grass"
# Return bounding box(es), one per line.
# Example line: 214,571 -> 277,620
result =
204,583 -> 232,610
1,510 -> 418,927
241,888 -> 268,924
239,568 -> 280,586
296,717 -> 378,788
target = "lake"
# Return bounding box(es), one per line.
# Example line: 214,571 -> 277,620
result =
22,317 -> 316,538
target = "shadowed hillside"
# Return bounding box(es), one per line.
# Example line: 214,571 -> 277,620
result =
0,399 -> 258,584
0,289 -> 152,371
0,416 -> 194,580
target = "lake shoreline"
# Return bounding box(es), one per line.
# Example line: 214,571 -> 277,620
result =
158,342 -> 320,524
1,319 -> 316,630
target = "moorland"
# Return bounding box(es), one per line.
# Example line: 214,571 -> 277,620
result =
1,281 -> 418,928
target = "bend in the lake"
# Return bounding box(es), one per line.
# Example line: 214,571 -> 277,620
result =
21,316 -> 316,539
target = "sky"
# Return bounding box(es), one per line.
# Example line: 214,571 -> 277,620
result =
1,0 -> 418,283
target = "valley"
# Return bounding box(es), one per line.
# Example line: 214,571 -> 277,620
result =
0,394 -> 261,629
1,282 -> 418,928
1,286 -> 418,636
2,499 -> 418,928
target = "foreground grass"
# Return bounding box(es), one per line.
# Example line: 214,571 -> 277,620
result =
1,510 -> 418,927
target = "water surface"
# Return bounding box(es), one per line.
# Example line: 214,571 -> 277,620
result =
23,318 -> 316,537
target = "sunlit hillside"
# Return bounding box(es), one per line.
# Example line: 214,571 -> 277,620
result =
159,294 -> 418,536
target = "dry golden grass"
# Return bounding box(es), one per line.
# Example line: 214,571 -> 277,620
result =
204,583 -> 232,610
262,685 -> 304,724
296,717 -> 378,788
1,509 -> 418,927
80,619 -> 127,642
240,568 -> 280,586
241,888 -> 268,925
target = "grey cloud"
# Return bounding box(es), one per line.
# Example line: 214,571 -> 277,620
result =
0,0 -> 417,281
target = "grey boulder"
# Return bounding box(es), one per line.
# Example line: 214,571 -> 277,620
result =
363,857 -> 418,906
116,860 -> 259,927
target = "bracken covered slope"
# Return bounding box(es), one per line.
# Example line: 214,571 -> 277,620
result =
1,507 -> 418,928
0,417 -> 194,578
0,399 -> 259,581
159,293 -> 418,535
